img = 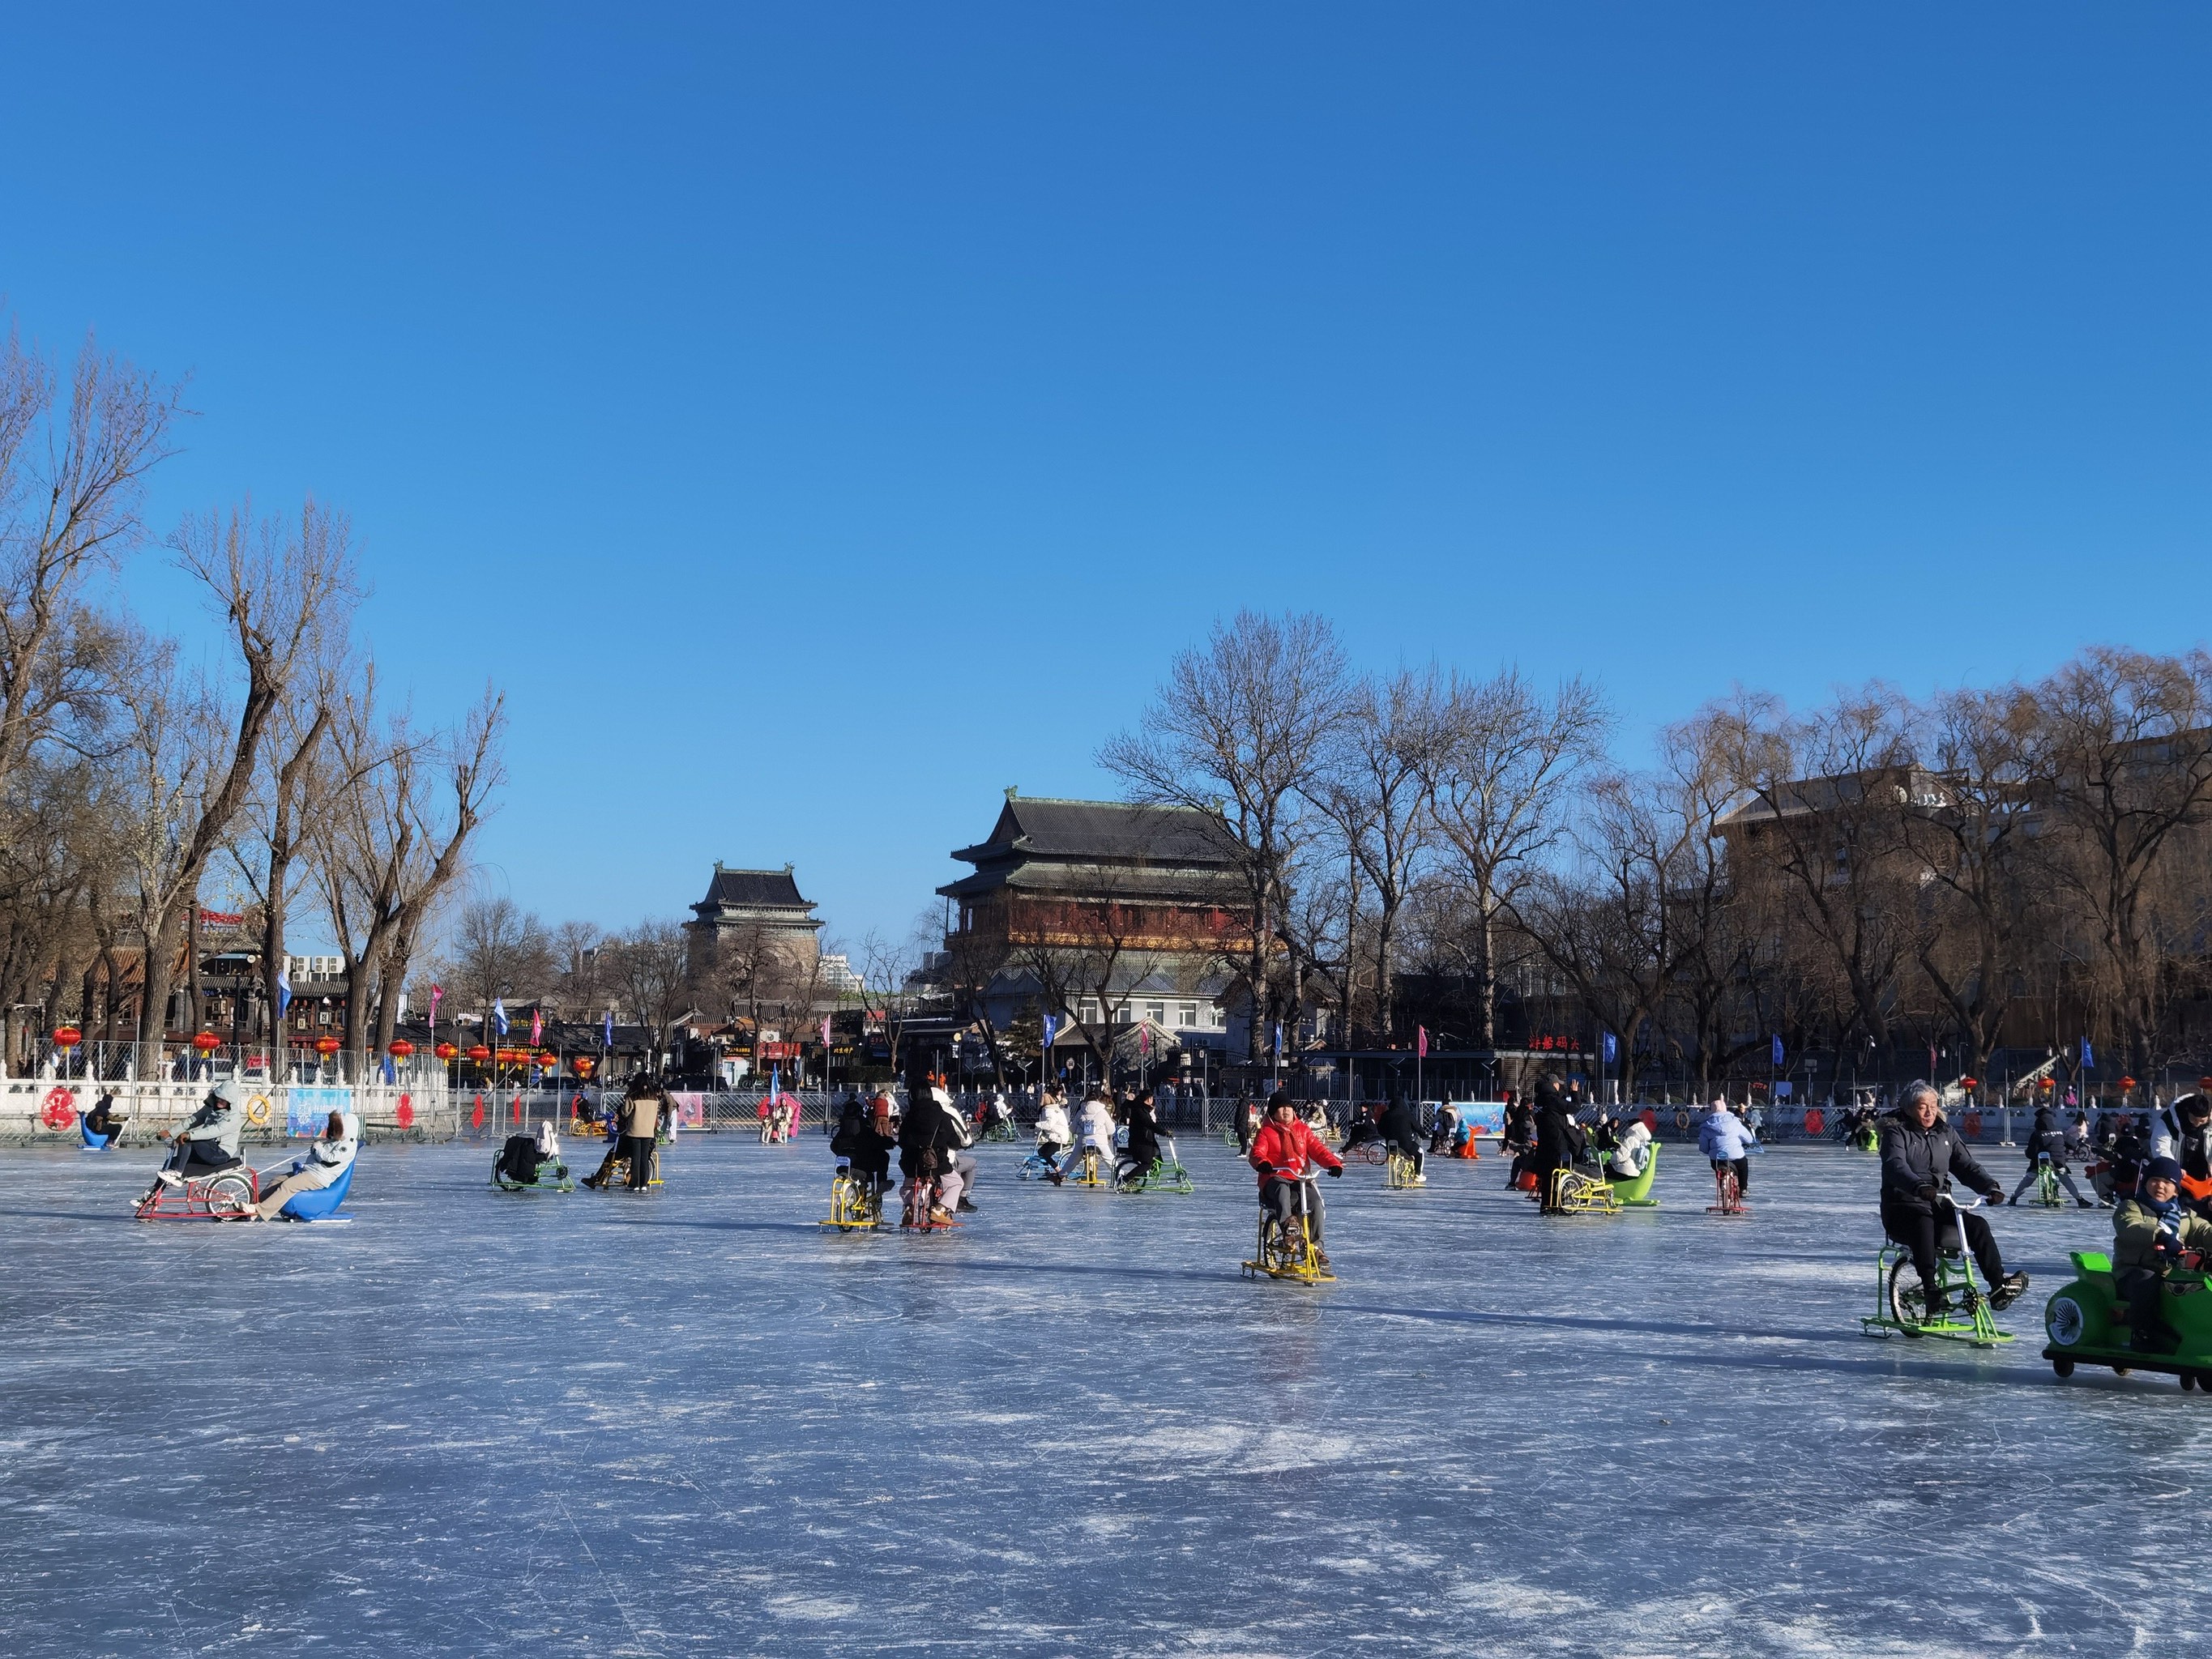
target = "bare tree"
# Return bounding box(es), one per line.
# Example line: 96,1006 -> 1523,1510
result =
1900,684 -> 2044,1077
314,678 -> 506,1063
2029,646 -> 2212,1077
1424,667 -> 1610,1049
606,919 -> 691,1073
1101,611 -> 1351,1067
134,501 -> 356,1046
1311,666 -> 1445,1044
0,323 -> 181,801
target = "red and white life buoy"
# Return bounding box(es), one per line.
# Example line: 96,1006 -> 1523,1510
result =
40,1086 -> 77,1131
1804,1107 -> 1826,1137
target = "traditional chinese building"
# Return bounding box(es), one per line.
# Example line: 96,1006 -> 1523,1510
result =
682,863 -> 823,987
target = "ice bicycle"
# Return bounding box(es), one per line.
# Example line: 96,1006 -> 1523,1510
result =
1546,1165 -> 1620,1216
2042,1248 -> 2212,1388
821,1166 -> 887,1230
492,1137 -> 574,1193
1386,1149 -> 1424,1188
1860,1189 -> 2014,1348
1706,1161 -> 1749,1217
1241,1174 -> 1334,1284
898,1177 -> 960,1232
1116,1137 -> 1196,1195
135,1158 -> 258,1221
1059,1145 -> 1113,1189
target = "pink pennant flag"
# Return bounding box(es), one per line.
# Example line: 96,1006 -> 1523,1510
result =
1417,1026 -> 1428,1058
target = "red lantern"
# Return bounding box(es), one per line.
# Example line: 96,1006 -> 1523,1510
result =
574,1056 -> 596,1078
2120,1075 -> 2138,1090
1957,1076 -> 1978,1089
314,1035 -> 341,1056
537,1050 -> 556,1068
467,1044 -> 490,1063
53,1026 -> 82,1049
434,1041 -> 457,1061
388,1039 -> 415,1060
192,1031 -> 221,1053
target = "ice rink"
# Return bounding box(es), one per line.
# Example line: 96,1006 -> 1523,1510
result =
2,1130 -> 2203,1657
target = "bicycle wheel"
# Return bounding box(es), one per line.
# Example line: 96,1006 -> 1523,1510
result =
205,1172 -> 254,1218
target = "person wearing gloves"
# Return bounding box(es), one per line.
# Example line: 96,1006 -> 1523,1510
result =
1248,1091 -> 1344,1267
1115,1085 -> 1164,1187
1879,1080 -> 2029,1312
1697,1098 -> 1758,1197
83,1090 -> 127,1147
1051,1089 -> 1119,1186
831,1093 -> 895,1201
2009,1102 -> 2093,1207
895,1071 -> 971,1221
1034,1089 -> 1072,1165
934,1083 -> 980,1212
2113,1155 -> 2212,1353
254,1110 -> 359,1220
1527,1078 -> 1586,1209
1377,1095 -> 1426,1183
149,1082 -> 247,1196
1605,1115 -> 1653,1180
2167,1093 -> 2212,1221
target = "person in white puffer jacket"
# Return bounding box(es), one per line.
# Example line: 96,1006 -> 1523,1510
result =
254,1110 -> 359,1220
1035,1090 -> 1071,1162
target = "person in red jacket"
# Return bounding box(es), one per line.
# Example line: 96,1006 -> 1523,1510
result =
1249,1092 -> 1345,1266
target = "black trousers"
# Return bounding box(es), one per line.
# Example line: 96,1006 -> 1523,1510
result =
169,1142 -> 239,1178
2116,1266 -> 2177,1350
620,1134 -> 656,1188
1710,1156 -> 1750,1196
1881,1200 -> 2003,1290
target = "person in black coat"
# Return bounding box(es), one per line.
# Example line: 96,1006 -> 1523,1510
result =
1116,1086 -> 1163,1186
832,1094 -> 894,1199
1378,1096 -> 1424,1180
2169,1093 -> 2212,1221
1528,1078 -> 1586,1210
1880,1081 -> 2028,1309
2007,1103 -> 2092,1207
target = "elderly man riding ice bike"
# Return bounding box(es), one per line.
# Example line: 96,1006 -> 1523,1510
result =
1880,1080 -> 2030,1318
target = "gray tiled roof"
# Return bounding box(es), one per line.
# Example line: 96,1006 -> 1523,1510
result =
952,798 -> 1240,867
698,867 -> 810,909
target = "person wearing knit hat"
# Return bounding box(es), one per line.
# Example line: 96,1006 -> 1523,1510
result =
2114,1154 -> 2212,1354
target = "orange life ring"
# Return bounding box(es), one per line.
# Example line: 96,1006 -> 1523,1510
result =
1962,1111 -> 1984,1138
1804,1107 -> 1826,1137
1674,1109 -> 1691,1130
40,1086 -> 77,1131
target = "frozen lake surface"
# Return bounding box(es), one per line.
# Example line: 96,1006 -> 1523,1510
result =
2,1131 -> 2203,1657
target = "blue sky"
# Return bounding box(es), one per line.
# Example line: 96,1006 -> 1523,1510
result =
3,5 -> 2207,951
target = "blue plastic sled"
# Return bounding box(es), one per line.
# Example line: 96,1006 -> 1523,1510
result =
280,1161 -> 355,1222
80,1120 -> 114,1152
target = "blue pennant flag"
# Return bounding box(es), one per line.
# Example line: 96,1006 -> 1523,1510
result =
2080,1037 -> 2094,1070
603,1010 -> 614,1049
492,997 -> 510,1038
1602,1031 -> 1617,1065
1041,1013 -> 1057,1052
1771,1034 -> 1784,1068
275,964 -> 292,1021
380,1051 -> 396,1085
1271,1021 -> 1283,1060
